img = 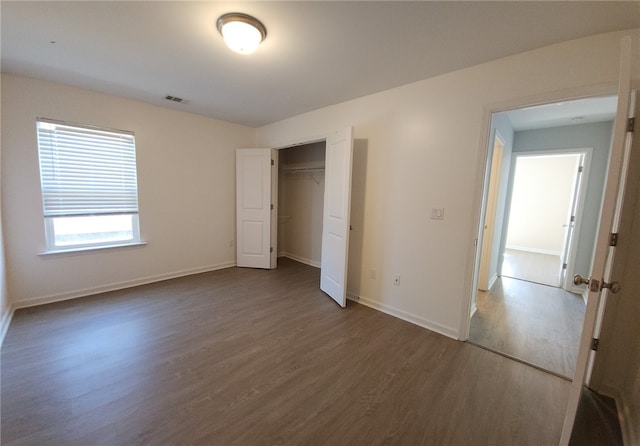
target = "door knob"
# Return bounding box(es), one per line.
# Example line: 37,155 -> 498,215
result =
573,274 -> 590,286
602,281 -> 621,294
573,274 -> 620,294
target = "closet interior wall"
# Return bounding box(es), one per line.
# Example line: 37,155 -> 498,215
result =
277,142 -> 326,268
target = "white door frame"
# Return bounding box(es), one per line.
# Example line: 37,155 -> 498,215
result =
272,129 -> 354,307
477,131 -> 505,292
459,83 -> 618,341
506,148 -> 592,292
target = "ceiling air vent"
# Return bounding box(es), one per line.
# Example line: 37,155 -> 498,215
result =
165,95 -> 184,103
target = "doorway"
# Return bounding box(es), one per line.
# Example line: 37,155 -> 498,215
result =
502,151 -> 586,288
235,128 -> 354,307
468,95 -> 617,378
277,142 -> 326,268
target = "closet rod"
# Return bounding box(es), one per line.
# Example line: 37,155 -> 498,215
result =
283,167 -> 325,173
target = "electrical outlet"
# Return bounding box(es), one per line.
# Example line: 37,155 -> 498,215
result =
370,268 -> 377,279
393,274 -> 401,286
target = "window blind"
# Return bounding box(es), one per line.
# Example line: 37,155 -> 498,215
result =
37,118 -> 139,217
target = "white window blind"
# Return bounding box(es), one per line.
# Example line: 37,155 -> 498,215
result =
37,118 -> 139,218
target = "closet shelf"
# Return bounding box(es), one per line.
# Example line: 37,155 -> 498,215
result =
282,166 -> 325,185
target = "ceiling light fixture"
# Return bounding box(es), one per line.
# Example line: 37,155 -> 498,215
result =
217,13 -> 267,55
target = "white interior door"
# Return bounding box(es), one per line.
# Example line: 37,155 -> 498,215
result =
236,148 -> 274,269
559,37 -> 635,445
320,127 -> 354,307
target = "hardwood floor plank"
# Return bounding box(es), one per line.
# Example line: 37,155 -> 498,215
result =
470,276 -> 585,378
3,259 -> 571,445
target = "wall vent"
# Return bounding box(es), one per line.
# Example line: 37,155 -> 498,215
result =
165,95 -> 184,103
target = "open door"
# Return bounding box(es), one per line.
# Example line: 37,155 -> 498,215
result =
320,127 -> 354,307
559,36 -> 636,445
236,148 -> 275,269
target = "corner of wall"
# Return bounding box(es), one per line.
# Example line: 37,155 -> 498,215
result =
0,69 -> 12,347
0,304 -> 15,347
348,291 -> 459,340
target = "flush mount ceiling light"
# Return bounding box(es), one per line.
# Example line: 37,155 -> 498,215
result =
217,13 -> 267,55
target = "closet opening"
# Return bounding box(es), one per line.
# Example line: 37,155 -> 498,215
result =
276,141 -> 327,268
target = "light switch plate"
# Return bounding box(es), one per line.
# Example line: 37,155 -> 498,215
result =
431,208 -> 444,220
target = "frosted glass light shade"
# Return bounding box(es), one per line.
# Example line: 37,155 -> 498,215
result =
217,13 -> 267,55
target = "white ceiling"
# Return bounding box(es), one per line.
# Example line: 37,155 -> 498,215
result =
2,1 -> 639,127
505,95 -> 619,132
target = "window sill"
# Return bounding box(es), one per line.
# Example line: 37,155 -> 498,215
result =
39,241 -> 147,257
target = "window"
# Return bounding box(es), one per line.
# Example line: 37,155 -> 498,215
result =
36,118 -> 141,252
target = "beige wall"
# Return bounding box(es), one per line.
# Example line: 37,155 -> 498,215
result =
505,154 -> 581,255
1,74 -> 255,307
0,74 -> 10,342
256,30 -> 638,338
2,30 -> 639,344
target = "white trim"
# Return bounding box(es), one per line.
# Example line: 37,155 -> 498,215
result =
12,261 -> 236,309
273,135 -> 327,151
470,303 -> 478,318
348,292 -> 459,340
487,273 -> 498,291
567,285 -> 589,298
278,252 -> 320,268
0,304 -> 15,347
39,240 -> 147,257
505,245 -> 562,256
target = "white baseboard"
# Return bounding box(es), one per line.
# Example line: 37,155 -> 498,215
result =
0,304 -> 15,347
566,284 -> 588,299
13,261 -> 236,310
505,246 -> 562,256
470,303 -> 478,318
487,273 -> 498,290
347,292 -> 458,340
278,252 -> 320,268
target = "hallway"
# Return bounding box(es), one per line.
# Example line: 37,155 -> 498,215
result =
470,276 -> 585,377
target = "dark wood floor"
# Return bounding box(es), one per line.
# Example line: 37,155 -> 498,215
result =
470,276 -> 585,378
3,259 -> 573,445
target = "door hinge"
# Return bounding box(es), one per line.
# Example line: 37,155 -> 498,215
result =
591,338 -> 599,351
271,203 -> 274,210
609,232 -> 618,247
628,117 -> 635,133
578,165 -> 583,173
570,215 -> 576,223
270,247 -> 273,253
562,263 -> 567,270
271,159 -> 274,166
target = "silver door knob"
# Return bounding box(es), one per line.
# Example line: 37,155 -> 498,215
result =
602,281 -> 621,294
573,275 -> 620,293
573,274 -> 590,286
